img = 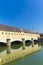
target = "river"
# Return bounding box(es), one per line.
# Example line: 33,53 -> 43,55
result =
3,46 -> 43,65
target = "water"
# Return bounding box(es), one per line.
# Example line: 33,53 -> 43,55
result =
3,46 -> 43,65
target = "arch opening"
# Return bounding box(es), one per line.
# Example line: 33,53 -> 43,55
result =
0,42 -> 7,52
11,41 -> 22,49
38,38 -> 43,45
34,40 -> 39,45
34,40 -> 41,46
25,40 -> 32,46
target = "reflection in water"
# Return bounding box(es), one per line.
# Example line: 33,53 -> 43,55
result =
3,46 -> 43,65
6,46 -> 11,54
1,46 -> 43,65
0,47 -> 6,52
0,42 -> 7,53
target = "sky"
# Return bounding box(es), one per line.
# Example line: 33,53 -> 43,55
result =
0,0 -> 43,33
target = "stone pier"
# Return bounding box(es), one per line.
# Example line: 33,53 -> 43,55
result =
31,38 -> 34,47
22,38 -> 25,49
6,39 -> 11,54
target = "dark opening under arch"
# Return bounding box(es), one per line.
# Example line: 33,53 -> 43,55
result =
0,42 -> 7,47
34,40 -> 41,46
11,41 -> 22,49
0,42 -> 7,52
34,40 -> 38,45
25,40 -> 32,46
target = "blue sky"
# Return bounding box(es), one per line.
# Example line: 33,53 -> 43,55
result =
0,0 -> 43,33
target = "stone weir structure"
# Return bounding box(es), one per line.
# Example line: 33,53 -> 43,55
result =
0,24 -> 41,65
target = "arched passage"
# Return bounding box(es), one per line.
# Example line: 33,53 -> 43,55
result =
34,40 -> 38,45
38,38 -> 43,45
0,42 -> 7,46
11,41 -> 22,49
0,42 -> 7,52
25,40 -> 32,46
